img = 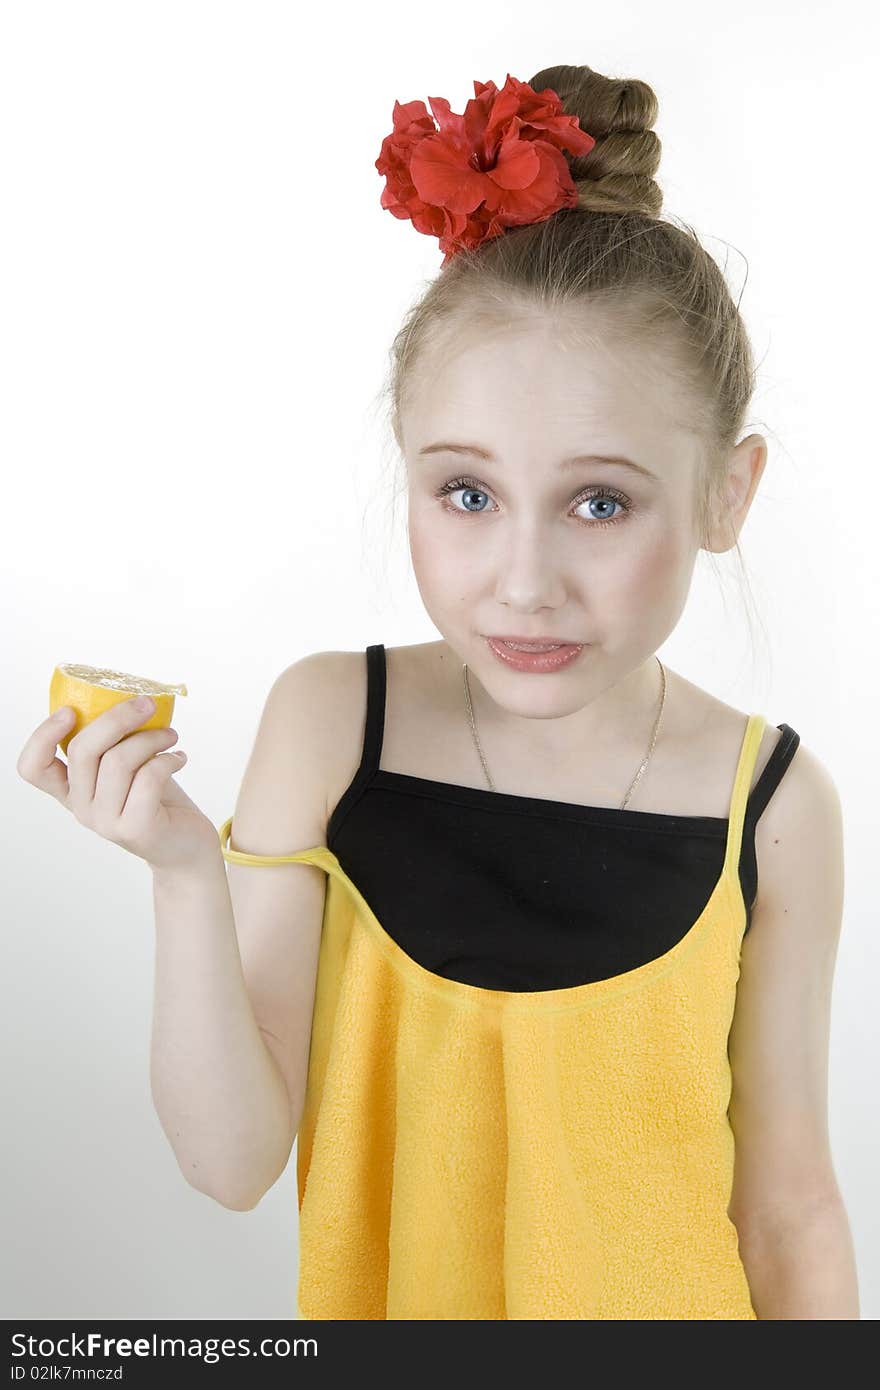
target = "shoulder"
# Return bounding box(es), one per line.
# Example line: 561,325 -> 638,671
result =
674,665 -> 821,806
274,647 -> 367,710
271,647 -> 367,759
674,653 -> 842,905
700,686 -> 842,889
751,732 -> 844,919
277,642 -> 440,822
661,672 -> 790,815
273,648 -> 371,825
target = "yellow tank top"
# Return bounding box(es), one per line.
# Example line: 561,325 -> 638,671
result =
218,713 -> 766,1320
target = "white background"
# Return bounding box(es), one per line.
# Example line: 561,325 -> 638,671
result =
3,0 -> 877,1319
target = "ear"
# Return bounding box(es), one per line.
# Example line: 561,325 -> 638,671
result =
704,433 -> 768,553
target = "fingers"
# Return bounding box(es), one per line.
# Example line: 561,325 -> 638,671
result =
17,692 -> 199,870
18,696 -> 175,826
118,748 -> 187,836
16,707 -> 77,804
60,695 -> 157,813
94,724 -> 180,825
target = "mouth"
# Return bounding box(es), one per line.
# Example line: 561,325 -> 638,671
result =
485,635 -> 584,652
483,635 -> 587,672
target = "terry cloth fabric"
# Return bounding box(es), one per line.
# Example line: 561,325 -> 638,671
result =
218,645 -> 800,1320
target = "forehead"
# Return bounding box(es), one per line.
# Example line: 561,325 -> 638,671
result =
402,318 -> 698,470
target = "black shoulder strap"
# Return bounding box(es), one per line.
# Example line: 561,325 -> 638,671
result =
326,643 -> 387,846
745,722 -> 801,824
740,722 -> 801,935
361,643 -> 387,778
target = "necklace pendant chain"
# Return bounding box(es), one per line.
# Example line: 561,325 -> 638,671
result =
462,655 -> 667,811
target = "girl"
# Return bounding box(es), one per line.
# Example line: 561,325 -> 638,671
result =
218,66 -> 857,1319
21,63 -> 858,1320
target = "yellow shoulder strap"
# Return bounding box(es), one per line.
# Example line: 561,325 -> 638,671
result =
722,714 -> 767,880
216,816 -> 328,869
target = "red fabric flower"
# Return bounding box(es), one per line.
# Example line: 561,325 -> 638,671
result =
375,74 -> 597,265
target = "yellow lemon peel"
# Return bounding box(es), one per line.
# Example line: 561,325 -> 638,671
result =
49,663 -> 188,756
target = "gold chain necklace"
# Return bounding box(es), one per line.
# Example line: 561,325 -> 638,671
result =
462,654 -> 667,810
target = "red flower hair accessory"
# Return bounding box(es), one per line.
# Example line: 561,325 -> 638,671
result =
375,74 -> 597,265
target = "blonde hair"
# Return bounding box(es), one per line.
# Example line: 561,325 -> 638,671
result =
374,63 -> 767,647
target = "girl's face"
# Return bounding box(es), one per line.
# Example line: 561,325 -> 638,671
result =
403,317 -> 711,726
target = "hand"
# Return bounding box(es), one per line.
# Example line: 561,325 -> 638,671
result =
17,695 -> 221,874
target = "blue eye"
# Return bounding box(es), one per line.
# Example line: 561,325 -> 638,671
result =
434,476 -> 632,529
577,494 -> 626,524
441,483 -> 491,513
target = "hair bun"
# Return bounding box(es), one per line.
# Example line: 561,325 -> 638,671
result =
530,63 -> 663,217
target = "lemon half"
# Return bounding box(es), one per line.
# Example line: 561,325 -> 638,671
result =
49,663 -> 188,756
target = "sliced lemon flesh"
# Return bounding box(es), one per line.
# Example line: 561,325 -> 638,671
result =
54,663 -> 188,697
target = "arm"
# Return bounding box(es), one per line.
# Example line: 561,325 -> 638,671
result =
150,653 -> 336,1210
727,741 -> 859,1318
151,854 -> 296,1210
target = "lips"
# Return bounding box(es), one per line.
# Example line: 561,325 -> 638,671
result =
488,636 -> 582,652
484,635 -> 586,672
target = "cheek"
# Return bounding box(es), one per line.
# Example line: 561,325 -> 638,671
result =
408,506 -> 480,593
595,523 -> 691,613
603,519 -> 692,611
407,509 -> 437,575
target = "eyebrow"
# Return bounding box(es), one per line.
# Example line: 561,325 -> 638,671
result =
417,441 -> 660,483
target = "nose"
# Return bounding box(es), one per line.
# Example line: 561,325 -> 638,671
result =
491,525 -> 568,612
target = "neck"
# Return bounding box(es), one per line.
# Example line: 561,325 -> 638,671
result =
463,653 -> 665,763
